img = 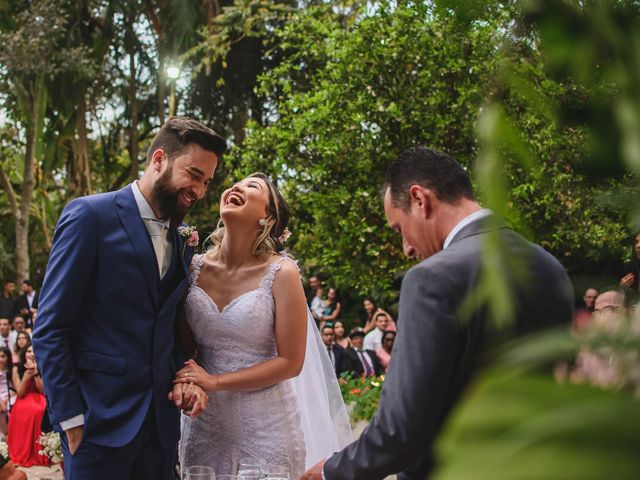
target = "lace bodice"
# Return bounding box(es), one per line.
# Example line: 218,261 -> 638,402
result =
179,254 -> 305,477
185,254 -> 286,374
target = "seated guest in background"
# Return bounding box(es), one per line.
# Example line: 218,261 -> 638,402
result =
0,346 -> 13,435
12,331 -> 31,364
376,330 -> 396,372
8,345 -> 49,467
12,315 -> 26,335
364,311 -> 390,351
321,324 -> 346,377
320,288 -> 342,325
574,287 -> 599,330
310,285 -> 325,324
333,320 -> 351,349
0,318 -> 14,352
0,282 -> 16,320
344,330 -> 383,377
14,280 -> 38,330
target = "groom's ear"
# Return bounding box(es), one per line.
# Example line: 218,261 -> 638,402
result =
409,185 -> 433,219
150,148 -> 166,171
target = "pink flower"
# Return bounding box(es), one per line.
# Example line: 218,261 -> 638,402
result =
187,231 -> 199,247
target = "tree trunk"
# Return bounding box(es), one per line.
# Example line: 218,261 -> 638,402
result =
126,19 -> 140,181
74,86 -> 92,196
15,84 -> 40,284
158,55 -> 166,124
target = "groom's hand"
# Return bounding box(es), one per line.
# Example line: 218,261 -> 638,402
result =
300,459 -> 326,479
66,425 -> 84,455
169,382 -> 208,417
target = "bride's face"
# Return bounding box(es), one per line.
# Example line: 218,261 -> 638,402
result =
220,177 -> 270,225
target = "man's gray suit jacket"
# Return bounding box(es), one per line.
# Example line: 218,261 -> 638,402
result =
323,215 -> 574,479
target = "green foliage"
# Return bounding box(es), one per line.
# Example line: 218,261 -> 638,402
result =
434,367 -> 640,480
237,1 -> 504,294
339,373 -> 385,424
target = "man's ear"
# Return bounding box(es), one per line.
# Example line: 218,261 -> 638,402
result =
408,185 -> 433,219
150,148 -> 166,171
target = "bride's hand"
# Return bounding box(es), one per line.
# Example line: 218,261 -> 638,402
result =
174,359 -> 218,392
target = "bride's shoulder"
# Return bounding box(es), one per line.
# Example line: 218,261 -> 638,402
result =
269,255 -> 301,281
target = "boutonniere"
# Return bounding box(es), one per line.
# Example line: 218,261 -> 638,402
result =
177,225 -> 199,255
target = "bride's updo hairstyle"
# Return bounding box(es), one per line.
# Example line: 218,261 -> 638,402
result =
207,172 -> 291,258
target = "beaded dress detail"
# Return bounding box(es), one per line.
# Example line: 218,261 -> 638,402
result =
179,254 -> 306,477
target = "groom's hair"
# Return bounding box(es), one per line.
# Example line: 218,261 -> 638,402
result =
146,116 -> 227,165
384,147 -> 475,211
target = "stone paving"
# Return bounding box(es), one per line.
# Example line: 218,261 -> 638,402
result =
18,465 -> 63,480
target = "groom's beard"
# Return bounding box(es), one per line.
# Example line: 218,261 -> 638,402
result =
153,166 -> 190,225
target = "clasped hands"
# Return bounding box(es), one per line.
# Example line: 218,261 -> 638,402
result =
168,359 -> 215,417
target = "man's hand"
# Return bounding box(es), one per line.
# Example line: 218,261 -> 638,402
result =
300,459 -> 326,480
65,425 -> 84,455
168,382 -> 208,417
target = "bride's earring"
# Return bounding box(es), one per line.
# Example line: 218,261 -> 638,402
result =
258,218 -> 267,227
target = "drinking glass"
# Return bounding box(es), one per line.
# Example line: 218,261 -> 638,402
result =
184,465 -> 215,480
237,457 -> 265,479
265,464 -> 289,479
215,476 -> 238,480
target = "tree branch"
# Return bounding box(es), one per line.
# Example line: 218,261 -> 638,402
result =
0,163 -> 19,220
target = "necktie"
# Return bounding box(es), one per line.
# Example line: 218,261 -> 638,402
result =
145,219 -> 168,278
359,350 -> 373,376
3,339 -> 8,348
327,347 -> 335,366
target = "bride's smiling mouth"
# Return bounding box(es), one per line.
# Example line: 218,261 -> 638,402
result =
225,192 -> 245,206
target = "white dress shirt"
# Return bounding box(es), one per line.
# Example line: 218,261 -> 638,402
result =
443,208 -> 493,250
363,328 -> 383,351
60,182 -> 172,432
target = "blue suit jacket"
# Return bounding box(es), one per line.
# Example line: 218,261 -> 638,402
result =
33,185 -> 191,449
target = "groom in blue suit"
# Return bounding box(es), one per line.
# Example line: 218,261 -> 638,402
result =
33,117 -> 226,479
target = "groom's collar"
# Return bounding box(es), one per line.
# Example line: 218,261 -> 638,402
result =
131,181 -> 171,230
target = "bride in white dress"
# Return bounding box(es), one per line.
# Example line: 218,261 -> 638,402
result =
173,173 -> 351,477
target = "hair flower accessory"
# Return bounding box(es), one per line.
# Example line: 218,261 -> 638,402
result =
278,228 -> 292,243
178,225 -> 199,255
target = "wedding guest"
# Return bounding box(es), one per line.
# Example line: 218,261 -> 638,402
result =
321,324 -> 346,377
362,299 -> 396,333
620,233 -> 640,291
14,280 -> 38,329
362,298 -> 378,333
343,330 -> 383,378
12,315 -> 26,334
574,287 -> 599,330
310,286 -> 325,324
0,318 -> 14,352
376,330 -> 396,372
8,345 -> 49,467
320,288 -> 342,323
363,312 -> 390,351
0,346 -> 13,435
0,282 -> 16,320
13,331 -> 31,364
306,275 -> 321,303
333,320 -> 351,349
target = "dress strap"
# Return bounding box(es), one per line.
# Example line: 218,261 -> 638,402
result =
188,254 -> 205,289
259,255 -> 299,291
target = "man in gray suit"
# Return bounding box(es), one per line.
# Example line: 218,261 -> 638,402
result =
302,147 -> 573,479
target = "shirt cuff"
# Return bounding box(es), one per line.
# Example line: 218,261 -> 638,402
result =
60,414 -> 84,431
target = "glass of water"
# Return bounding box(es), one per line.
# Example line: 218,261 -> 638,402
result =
237,457 -> 265,479
184,465 -> 215,480
265,464 -> 289,479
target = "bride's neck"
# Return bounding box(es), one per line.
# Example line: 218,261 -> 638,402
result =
216,227 -> 259,270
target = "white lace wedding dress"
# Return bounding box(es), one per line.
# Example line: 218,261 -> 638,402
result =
179,255 -> 313,477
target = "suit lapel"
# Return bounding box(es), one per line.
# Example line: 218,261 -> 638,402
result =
115,185 -> 159,305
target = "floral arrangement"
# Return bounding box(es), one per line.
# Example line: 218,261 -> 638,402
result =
339,374 -> 385,424
178,225 -> 199,255
0,441 -> 9,468
38,432 -> 63,464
